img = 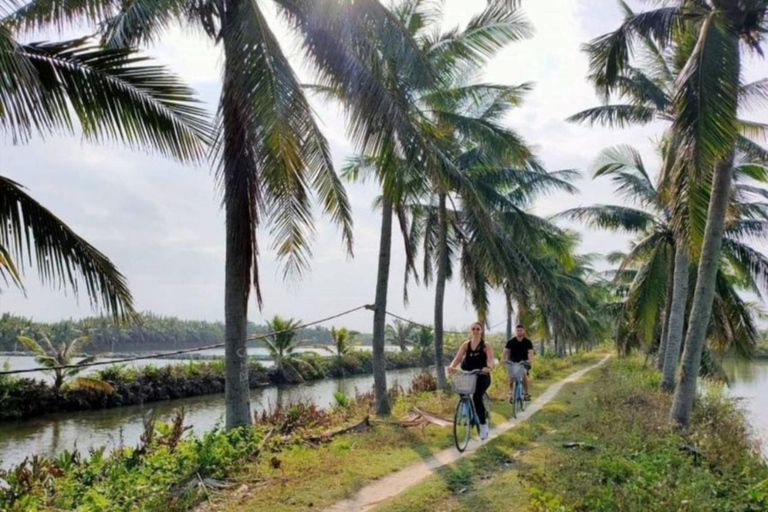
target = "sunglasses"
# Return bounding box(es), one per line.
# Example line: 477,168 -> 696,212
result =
471,327 -> 482,331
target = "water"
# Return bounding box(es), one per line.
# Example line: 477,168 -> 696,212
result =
0,366 -> 425,469
724,358 -> 768,456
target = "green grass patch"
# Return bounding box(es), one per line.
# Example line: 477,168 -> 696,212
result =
373,358 -> 768,512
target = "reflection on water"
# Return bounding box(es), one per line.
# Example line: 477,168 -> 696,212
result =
0,367 -> 425,469
723,358 -> 768,456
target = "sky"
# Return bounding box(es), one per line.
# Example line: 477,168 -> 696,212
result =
2,0 -> 768,333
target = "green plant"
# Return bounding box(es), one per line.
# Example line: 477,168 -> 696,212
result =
17,332 -> 113,393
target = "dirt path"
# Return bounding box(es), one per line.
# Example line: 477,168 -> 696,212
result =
324,355 -> 611,512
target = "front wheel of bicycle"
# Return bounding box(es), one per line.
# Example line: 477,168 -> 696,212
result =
511,381 -> 519,419
517,381 -> 526,414
454,398 -> 472,452
482,393 -> 492,428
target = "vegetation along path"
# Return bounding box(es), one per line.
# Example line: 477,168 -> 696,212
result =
325,355 -> 610,512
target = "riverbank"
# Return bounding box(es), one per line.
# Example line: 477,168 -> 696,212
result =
0,351 -> 435,421
0,352 -> 603,512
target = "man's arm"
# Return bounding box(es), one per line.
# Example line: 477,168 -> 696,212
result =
502,347 -> 510,364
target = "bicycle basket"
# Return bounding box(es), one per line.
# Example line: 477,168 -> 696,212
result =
506,362 -> 527,379
451,372 -> 478,395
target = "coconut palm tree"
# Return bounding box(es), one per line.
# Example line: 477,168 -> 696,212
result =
570,1 -> 768,370
385,320 -> 415,352
325,326 -> 358,358
324,0 -> 534,407
411,325 -> 434,360
17,332 -> 114,392
261,315 -> 303,376
559,145 -> 768,388
5,0 -> 442,427
582,0 -> 768,426
1,6 -> 212,317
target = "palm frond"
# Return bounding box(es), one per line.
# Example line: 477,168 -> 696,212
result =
566,104 -> 657,128
426,1 -> 533,72
739,78 -> 768,110
555,205 -> 656,233
1,176 -> 134,318
671,12 -> 740,183
0,243 -> 23,288
16,334 -> 46,356
585,6 -> 684,94
216,0 -> 353,289
70,376 -> 115,393
4,37 -> 211,161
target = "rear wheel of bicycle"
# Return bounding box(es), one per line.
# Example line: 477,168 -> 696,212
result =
517,381 -> 526,414
454,398 -> 472,452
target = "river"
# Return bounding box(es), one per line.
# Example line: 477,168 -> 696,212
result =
0,357 -> 423,469
724,358 -> 768,457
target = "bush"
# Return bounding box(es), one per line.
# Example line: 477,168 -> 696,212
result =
0,412 -> 266,512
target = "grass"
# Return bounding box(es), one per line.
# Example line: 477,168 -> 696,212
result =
197,350 -> 604,512
371,358 -> 768,512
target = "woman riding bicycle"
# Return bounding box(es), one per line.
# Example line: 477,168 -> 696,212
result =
447,322 -> 495,439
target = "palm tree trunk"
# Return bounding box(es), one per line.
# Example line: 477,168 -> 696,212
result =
434,191 -> 449,391
372,196 -> 393,415
222,30 -> 252,430
657,248 -> 676,370
671,153 -> 735,426
505,295 -> 513,341
661,242 -> 689,391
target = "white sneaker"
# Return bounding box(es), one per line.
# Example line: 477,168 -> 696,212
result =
480,424 -> 489,440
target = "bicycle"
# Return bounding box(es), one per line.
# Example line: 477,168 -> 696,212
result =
450,369 -> 492,452
506,361 -> 527,418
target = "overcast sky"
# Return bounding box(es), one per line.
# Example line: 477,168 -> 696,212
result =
2,0 -> 767,333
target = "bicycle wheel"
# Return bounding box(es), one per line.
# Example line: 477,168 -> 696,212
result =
511,381 -> 518,419
482,393 -> 492,428
454,398 -> 472,452
517,381 -> 526,414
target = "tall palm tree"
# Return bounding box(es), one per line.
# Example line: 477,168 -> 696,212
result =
5,0 -> 440,427
560,145 -> 768,388
385,320 -> 415,352
17,332 -> 114,392
583,0 -> 768,426
1,10 -> 211,317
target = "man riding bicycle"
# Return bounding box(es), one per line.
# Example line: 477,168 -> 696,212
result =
502,324 -> 534,401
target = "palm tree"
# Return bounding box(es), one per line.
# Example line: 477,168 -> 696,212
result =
1,12 -> 212,317
559,145 -> 768,388
582,0 -> 768,426
261,315 -> 303,376
326,326 -> 358,358
411,325 -> 434,360
385,320 -> 415,352
5,0 -> 443,427
17,332 -> 114,392
328,0 -> 534,407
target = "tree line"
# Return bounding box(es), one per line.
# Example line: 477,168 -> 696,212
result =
0,313 -> 374,353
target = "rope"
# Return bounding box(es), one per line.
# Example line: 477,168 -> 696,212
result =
0,304 -> 372,376
382,309 -> 464,335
